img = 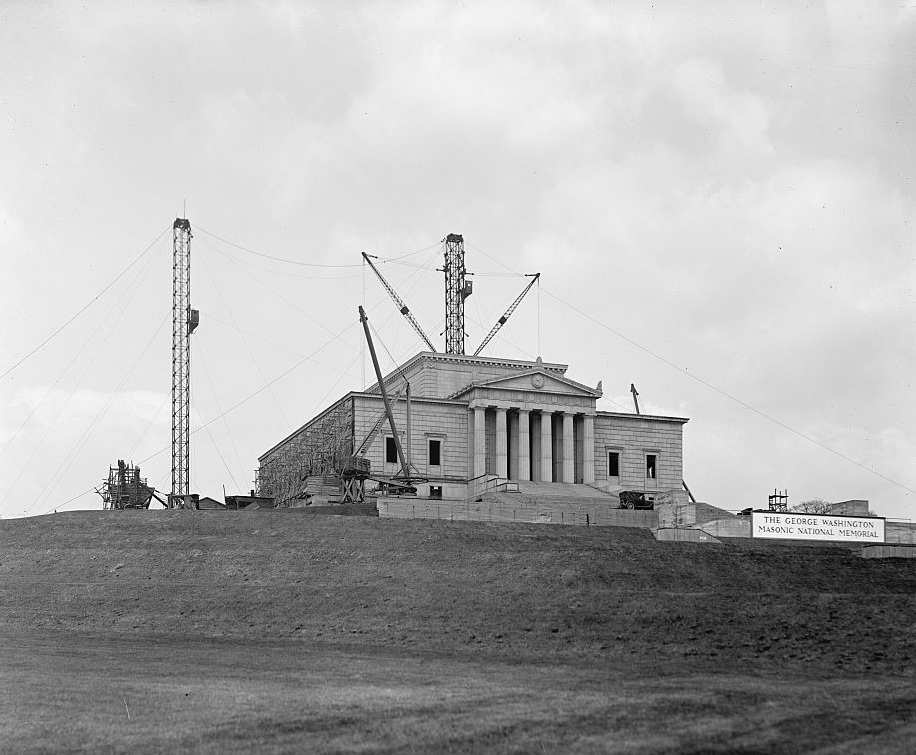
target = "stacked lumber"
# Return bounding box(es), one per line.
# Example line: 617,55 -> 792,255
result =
301,475 -> 342,505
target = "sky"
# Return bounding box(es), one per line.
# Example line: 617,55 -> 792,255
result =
1,0 -> 914,521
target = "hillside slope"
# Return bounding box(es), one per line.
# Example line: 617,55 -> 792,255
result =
2,510 -> 915,676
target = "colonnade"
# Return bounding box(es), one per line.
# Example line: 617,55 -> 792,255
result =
470,404 -> 595,485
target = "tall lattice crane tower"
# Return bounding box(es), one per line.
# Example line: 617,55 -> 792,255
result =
171,218 -> 199,504
443,233 -> 472,354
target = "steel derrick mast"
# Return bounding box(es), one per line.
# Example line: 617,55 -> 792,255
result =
171,218 -> 198,502
443,233 -> 472,354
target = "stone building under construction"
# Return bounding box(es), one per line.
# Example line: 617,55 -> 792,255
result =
257,351 -> 688,507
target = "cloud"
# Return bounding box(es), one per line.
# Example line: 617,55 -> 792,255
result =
1,1 -> 913,519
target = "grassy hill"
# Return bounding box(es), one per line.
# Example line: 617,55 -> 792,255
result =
3,510 -> 916,676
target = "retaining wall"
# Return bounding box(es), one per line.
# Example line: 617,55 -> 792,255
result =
655,528 -> 722,544
862,544 -> 916,559
698,517 -> 752,538
655,492 -> 695,528
377,498 -> 657,528
885,522 -> 916,544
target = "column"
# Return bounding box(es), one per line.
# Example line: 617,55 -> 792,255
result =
540,411 -> 553,483
518,409 -> 531,481
495,407 -> 508,479
507,411 -> 519,479
562,412 -> 574,483
583,414 -> 595,485
473,406 -> 486,479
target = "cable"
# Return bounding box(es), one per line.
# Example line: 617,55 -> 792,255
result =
7,245 -> 166,516
466,241 -> 518,276
199,415 -> 244,493
379,240 -> 443,262
36,487 -> 98,516
465,239 -> 914,496
539,285 -> 916,497
26,311 -> 170,516
193,336 -> 246,489
125,391 -> 169,461
368,319 -> 410,384
1,224 -> 171,381
202,313 -> 357,378
198,235 -> 361,351
135,319 -> 362,467
195,226 -> 363,268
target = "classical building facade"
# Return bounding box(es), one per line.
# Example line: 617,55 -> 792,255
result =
257,352 -> 688,506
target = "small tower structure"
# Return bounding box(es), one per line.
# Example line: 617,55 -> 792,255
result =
170,218 -> 198,504
100,460 -> 159,509
443,233 -> 472,354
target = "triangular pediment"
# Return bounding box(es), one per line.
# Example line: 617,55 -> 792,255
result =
450,368 -> 601,400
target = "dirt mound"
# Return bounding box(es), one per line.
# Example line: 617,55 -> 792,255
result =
2,510 -> 915,676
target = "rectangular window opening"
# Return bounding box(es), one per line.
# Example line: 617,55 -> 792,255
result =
429,439 -> 442,466
608,452 -> 620,478
646,454 -> 657,480
385,437 -> 398,464
430,485 -> 443,499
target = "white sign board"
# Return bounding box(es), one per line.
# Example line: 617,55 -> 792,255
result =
751,511 -> 885,543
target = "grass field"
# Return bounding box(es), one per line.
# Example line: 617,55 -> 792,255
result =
2,510 -> 916,753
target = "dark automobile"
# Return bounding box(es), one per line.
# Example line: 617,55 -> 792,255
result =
618,490 -> 655,510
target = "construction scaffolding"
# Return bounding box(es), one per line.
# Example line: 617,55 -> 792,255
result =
257,396 -> 356,507
99,460 -> 160,510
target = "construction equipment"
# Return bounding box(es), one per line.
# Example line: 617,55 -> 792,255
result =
359,305 -> 419,493
442,233 -> 473,354
472,273 -> 540,356
98,460 -> 165,510
365,235 -> 537,358
362,252 -> 436,352
354,385 -> 406,457
630,383 -> 641,415
171,218 -> 199,506
768,489 -> 789,512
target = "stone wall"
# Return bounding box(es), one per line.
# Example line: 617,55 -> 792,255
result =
655,528 -> 721,543
699,517 -> 752,538
862,544 -> 916,559
354,394 -> 470,484
655,491 -> 696,528
593,413 -> 685,493
377,498 -> 658,528
886,522 -> 916,544
828,500 -> 870,516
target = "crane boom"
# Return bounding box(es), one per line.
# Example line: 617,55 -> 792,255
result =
472,273 -> 540,356
362,252 -> 436,352
359,306 -> 411,480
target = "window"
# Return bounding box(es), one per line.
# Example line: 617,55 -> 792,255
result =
428,439 -> 442,466
608,451 -> 620,478
385,437 -> 398,464
430,485 -> 443,499
646,454 -> 657,480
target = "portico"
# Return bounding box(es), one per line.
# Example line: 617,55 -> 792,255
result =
460,362 -> 600,486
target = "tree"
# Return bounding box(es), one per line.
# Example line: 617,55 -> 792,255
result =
791,498 -> 832,515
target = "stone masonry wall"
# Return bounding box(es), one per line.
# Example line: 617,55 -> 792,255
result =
593,413 -> 685,493
378,497 -> 658,528
354,394 -> 469,487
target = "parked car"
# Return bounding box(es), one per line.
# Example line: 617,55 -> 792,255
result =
618,490 -> 655,510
